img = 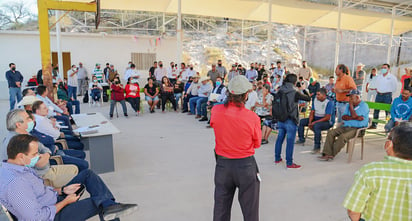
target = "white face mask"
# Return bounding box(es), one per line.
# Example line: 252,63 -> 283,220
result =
72,68 -> 76,71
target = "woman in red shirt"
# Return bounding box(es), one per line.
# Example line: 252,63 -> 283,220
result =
125,76 -> 140,115
109,77 -> 128,118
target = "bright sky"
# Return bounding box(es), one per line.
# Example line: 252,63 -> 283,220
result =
0,0 -> 38,15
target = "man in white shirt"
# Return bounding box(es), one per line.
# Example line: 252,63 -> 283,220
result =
67,64 -> 78,101
124,63 -> 140,82
77,62 -> 88,96
245,64 -> 258,82
245,84 -> 258,110
154,61 -> 168,84
187,64 -> 197,79
32,101 -> 62,140
168,62 -> 178,85
369,63 -> 399,129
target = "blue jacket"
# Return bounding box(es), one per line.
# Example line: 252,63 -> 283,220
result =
390,96 -> 412,121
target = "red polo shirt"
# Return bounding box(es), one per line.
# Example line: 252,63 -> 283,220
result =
211,102 -> 262,159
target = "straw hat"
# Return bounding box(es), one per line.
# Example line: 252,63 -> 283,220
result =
356,62 -> 365,67
199,76 -> 210,82
16,96 -> 40,107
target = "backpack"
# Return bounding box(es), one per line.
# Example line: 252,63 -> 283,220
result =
83,91 -> 89,103
271,91 -> 289,122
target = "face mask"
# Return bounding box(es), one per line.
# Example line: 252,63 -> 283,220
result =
114,81 -> 119,84
216,81 -> 221,87
218,64 -> 222,67
131,79 -> 138,84
93,79 -> 98,83
128,64 -> 131,68
25,155 -> 40,168
11,67 -> 16,71
190,67 -> 193,70
72,68 -> 76,71
159,64 -> 163,68
26,121 -> 35,133
381,68 -> 388,74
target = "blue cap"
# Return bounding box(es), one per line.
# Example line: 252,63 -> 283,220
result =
346,89 -> 360,96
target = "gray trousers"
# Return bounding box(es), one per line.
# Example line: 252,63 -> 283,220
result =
78,79 -> 88,95
322,127 -> 358,157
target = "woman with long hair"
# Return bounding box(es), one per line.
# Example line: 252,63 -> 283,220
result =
160,76 -> 177,112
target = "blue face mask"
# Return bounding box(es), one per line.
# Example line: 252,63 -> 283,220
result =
216,81 -> 221,87
25,155 -> 40,168
381,68 -> 388,74
26,121 -> 35,133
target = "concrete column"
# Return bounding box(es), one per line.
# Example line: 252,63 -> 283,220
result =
266,0 -> 272,67
334,0 -> 343,71
177,0 -> 182,67
56,10 -> 64,80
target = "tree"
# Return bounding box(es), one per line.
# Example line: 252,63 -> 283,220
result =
0,0 -> 33,30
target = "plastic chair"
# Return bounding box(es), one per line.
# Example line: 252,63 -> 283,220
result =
346,119 -> 372,163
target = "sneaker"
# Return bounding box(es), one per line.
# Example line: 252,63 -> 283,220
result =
274,159 -> 283,164
295,140 -> 305,144
261,139 -> 269,144
199,117 -> 208,122
109,114 -> 113,119
124,113 -> 128,117
286,163 -> 302,169
182,110 -> 188,113
102,203 -> 138,220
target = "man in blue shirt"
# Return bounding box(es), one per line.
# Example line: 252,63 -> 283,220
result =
296,88 -> 335,154
384,87 -> 412,132
5,63 -> 23,110
0,134 -> 138,221
319,89 -> 369,161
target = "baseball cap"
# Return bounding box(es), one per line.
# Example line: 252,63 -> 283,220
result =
346,89 -> 361,96
228,75 -> 252,95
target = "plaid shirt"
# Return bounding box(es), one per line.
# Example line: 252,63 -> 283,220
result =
343,156 -> 412,221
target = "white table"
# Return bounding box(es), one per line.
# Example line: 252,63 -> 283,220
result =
72,113 -> 120,174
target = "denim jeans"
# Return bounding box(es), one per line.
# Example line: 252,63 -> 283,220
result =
174,93 -> 182,108
297,118 -> 332,149
372,93 -> 392,126
54,169 -> 118,221
8,87 -> 22,110
189,96 -> 202,114
384,119 -> 395,133
336,102 -> 348,123
183,95 -> 196,112
91,89 -> 101,101
68,86 -> 77,100
67,100 -> 81,114
274,119 -> 298,166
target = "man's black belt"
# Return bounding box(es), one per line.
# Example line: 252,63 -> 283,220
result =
215,154 -> 253,160
377,92 -> 392,96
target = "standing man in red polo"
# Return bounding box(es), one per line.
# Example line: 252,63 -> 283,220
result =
333,64 -> 356,124
211,75 -> 262,221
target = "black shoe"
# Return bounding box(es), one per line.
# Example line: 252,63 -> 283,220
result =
199,117 -> 208,122
261,139 -> 269,144
368,125 -> 377,129
295,140 -> 305,144
110,114 -> 113,119
102,203 -> 138,220
182,110 -> 188,113
124,113 -> 128,117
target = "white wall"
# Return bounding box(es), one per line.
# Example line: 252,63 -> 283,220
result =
0,31 -> 177,98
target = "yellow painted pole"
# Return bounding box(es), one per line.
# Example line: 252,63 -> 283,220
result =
37,0 -> 97,100
37,0 -> 53,100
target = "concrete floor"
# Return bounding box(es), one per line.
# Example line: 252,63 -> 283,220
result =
0,99 -> 388,221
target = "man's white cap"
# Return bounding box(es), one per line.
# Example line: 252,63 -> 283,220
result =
16,96 -> 40,107
357,62 -> 365,67
228,75 -> 252,95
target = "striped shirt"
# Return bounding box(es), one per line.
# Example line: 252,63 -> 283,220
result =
92,68 -> 104,83
343,156 -> 412,221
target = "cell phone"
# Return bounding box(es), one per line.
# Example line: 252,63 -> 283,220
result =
75,184 -> 86,197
